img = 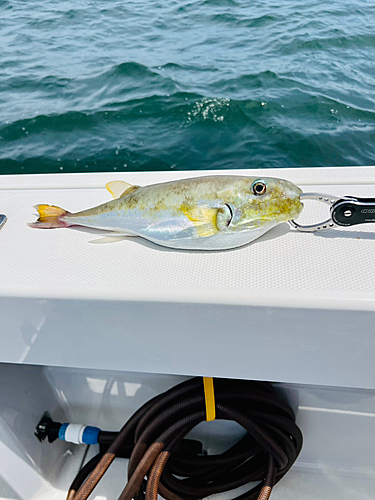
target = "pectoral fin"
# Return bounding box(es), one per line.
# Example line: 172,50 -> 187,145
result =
180,204 -> 220,238
105,181 -> 140,199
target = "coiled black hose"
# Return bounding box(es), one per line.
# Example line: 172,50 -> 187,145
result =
68,377 -> 302,500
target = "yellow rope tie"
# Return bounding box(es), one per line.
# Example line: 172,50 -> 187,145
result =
203,377 -> 216,421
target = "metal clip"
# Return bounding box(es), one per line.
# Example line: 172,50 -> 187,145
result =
289,193 -> 342,232
0,215 -> 7,230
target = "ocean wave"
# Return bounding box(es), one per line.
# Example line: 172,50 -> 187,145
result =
211,12 -> 283,28
1,86 -> 375,176
0,0 -> 12,10
101,61 -> 163,79
2,88 -> 375,135
200,0 -> 239,6
282,33 -> 375,53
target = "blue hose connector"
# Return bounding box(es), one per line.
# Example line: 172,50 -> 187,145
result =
58,423 -> 101,445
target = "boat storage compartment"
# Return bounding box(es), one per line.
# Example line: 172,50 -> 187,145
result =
1,167 -> 375,499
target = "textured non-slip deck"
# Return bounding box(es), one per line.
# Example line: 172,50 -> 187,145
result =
1,167 -> 375,388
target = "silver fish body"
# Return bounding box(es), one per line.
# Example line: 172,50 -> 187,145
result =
30,175 -> 303,250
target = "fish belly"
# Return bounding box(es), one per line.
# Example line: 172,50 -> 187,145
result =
141,222 -> 278,250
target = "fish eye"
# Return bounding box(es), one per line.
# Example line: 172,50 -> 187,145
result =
252,181 -> 267,196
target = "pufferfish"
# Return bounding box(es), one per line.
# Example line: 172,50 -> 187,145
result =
28,176 -> 303,250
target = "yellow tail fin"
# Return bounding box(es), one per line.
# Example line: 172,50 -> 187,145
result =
28,205 -> 70,229
36,205 -> 66,220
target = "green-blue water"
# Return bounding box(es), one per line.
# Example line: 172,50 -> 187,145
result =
1,0 -> 375,175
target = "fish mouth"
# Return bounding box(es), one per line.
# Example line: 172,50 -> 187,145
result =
271,190 -> 304,221
290,194 -> 304,219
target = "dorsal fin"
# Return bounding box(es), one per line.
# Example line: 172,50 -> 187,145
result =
120,185 -> 140,196
105,181 -> 140,199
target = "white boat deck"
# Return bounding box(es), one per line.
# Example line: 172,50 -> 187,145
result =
1,167 -> 375,388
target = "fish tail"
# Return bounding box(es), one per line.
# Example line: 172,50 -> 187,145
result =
28,204 -> 71,229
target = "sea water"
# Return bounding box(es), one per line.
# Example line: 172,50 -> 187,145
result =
1,0 -> 375,175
